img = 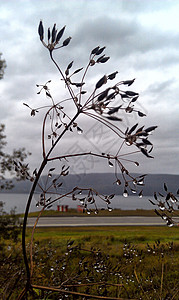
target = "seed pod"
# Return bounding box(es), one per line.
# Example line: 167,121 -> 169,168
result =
51,24 -> 56,43
31,109 -> 36,117
67,61 -> 73,70
131,95 -> 139,102
123,79 -> 135,86
128,123 -> 138,135
107,105 -> 122,115
108,160 -> 114,167
106,92 -> 116,100
48,28 -> 51,41
145,126 -> 158,133
96,54 -> 105,62
125,91 -> 139,97
91,46 -> 100,55
95,75 -> 107,89
107,116 -> 122,121
164,183 -> 168,192
140,147 -> 153,158
138,111 -> 146,117
120,93 -> 129,99
63,37 -> 71,46
56,26 -> 66,43
108,71 -> 118,80
123,189 -> 128,197
97,89 -> 110,101
136,126 -> 144,134
65,61 -> 73,75
142,138 -> 153,145
138,190 -> 143,198
38,21 -> 44,41
65,69 -> 69,76
72,82 -> 85,87
96,46 -> 106,55
98,56 -> 110,63
116,179 -> 121,185
73,67 -> 83,74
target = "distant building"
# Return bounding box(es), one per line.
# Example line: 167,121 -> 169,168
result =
57,205 -> 68,212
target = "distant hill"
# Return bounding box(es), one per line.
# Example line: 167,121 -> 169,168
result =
2,173 -> 179,196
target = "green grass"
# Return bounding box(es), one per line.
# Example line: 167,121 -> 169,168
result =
2,226 -> 179,299
21,226 -> 179,299
27,225 -> 179,246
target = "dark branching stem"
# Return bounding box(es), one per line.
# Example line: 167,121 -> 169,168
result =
22,46 -> 83,290
42,106 -> 53,158
22,110 -> 80,291
49,50 -> 78,108
47,151 -> 115,162
21,23 -> 158,297
22,159 -> 47,290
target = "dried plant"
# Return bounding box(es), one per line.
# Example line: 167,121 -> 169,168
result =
17,21 -> 159,298
149,183 -> 179,227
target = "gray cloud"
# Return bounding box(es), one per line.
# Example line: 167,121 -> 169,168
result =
145,79 -> 175,96
73,15 -> 179,56
121,0 -> 176,13
0,0 -> 179,176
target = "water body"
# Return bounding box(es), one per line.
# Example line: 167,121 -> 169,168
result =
0,193 -> 154,214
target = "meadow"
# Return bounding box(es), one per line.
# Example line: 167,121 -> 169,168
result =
27,225 -> 179,246
1,225 -> 179,299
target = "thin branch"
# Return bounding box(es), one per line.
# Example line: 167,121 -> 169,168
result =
22,158 -> 47,292
117,150 -> 141,158
42,106 -> 53,158
116,140 -> 125,156
47,110 -> 80,159
47,151 -> 116,162
85,111 -> 125,137
30,206 -> 45,278
79,60 -> 91,105
49,50 -> 78,109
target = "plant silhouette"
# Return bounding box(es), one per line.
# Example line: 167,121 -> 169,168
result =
18,21 -> 159,298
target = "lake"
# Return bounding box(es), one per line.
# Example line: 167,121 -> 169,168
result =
0,193 -> 154,214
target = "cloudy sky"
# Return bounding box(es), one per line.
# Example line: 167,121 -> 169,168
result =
0,0 -> 179,177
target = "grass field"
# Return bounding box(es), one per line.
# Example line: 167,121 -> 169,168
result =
25,225 -> 179,299
27,225 -> 179,247
1,225 -> 179,299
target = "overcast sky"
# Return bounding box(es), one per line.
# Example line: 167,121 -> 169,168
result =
0,0 -> 179,177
